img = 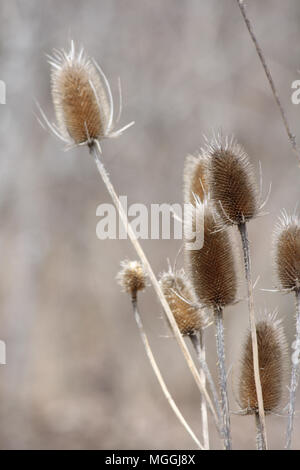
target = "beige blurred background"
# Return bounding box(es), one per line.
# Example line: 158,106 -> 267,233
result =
0,0 -> 299,450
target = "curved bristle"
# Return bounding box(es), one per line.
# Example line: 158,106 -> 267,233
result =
185,202 -> 237,308
204,135 -> 259,225
159,268 -> 208,336
273,211 -> 300,291
238,313 -> 288,414
183,154 -> 208,205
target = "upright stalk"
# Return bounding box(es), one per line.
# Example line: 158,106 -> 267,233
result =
190,331 -> 209,449
130,292 -> 204,449
255,411 -> 265,450
285,288 -> 300,449
238,222 -> 267,449
89,143 -> 218,427
214,306 -> 232,450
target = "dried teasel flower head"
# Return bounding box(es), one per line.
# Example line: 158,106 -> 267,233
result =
39,40 -> 134,150
203,134 -> 260,226
273,211 -> 300,292
117,260 -> 147,297
183,153 -> 208,205
159,267 -> 209,335
185,199 -> 238,308
238,312 -> 288,414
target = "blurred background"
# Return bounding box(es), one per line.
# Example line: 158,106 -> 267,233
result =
0,0 -> 299,450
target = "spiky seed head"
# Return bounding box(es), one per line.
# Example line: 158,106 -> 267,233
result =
238,313 -> 288,414
185,201 -> 237,308
44,41 -> 134,148
205,135 -> 259,226
273,211 -> 300,291
159,268 -> 208,335
183,154 -> 208,205
117,260 -> 147,296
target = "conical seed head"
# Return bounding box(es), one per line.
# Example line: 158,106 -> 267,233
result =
206,136 -> 259,225
238,315 -> 288,414
159,269 -> 208,336
185,203 -> 237,308
117,260 -> 147,295
50,44 -> 111,145
273,213 -> 300,291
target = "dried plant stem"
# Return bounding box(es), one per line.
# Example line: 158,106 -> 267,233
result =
236,0 -> 300,165
285,288 -> 300,449
130,294 -> 204,449
255,411 -> 265,450
190,331 -> 209,449
190,333 -> 222,428
214,306 -> 232,450
238,222 -> 268,449
89,143 -> 219,429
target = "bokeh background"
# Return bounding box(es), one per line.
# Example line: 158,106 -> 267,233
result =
0,0 -> 299,450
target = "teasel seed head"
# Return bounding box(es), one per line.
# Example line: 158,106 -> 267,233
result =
117,260 -> 147,297
273,211 -> 300,292
183,153 -> 208,205
185,200 -> 238,308
40,41 -> 134,149
204,134 -> 259,226
159,268 -> 209,335
238,312 -> 288,414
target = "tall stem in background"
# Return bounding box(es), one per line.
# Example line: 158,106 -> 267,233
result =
238,222 -> 267,450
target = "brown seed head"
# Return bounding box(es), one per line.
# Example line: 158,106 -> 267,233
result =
50,42 -> 110,145
185,201 -> 237,308
159,268 -> 208,335
238,313 -> 288,414
273,211 -> 300,291
183,154 -> 208,205
117,260 -> 147,296
205,135 -> 259,225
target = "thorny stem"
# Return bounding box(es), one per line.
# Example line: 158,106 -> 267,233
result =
236,0 -> 300,165
130,293 -> 204,449
214,306 -> 232,450
285,288 -> 300,449
255,411 -> 265,450
238,222 -> 268,450
190,331 -> 209,449
89,143 -> 219,430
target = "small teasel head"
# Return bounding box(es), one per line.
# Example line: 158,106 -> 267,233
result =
159,268 -> 209,336
204,134 -> 259,226
183,153 -> 208,205
238,312 -> 288,414
273,211 -> 300,292
185,200 -> 238,308
39,40 -> 134,149
117,260 -> 147,298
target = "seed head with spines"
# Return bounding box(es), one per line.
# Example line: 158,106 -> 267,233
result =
183,153 -> 208,205
204,135 -> 259,226
159,268 -> 208,336
238,313 -> 288,414
185,200 -> 238,308
117,260 -> 147,297
273,211 -> 300,292
40,41 -> 134,149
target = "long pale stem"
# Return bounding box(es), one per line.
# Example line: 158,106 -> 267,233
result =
131,293 -> 204,449
89,143 -> 219,428
214,306 -> 232,450
285,288 -> 300,449
190,331 -> 209,449
238,222 -> 267,450
255,411 -> 265,450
